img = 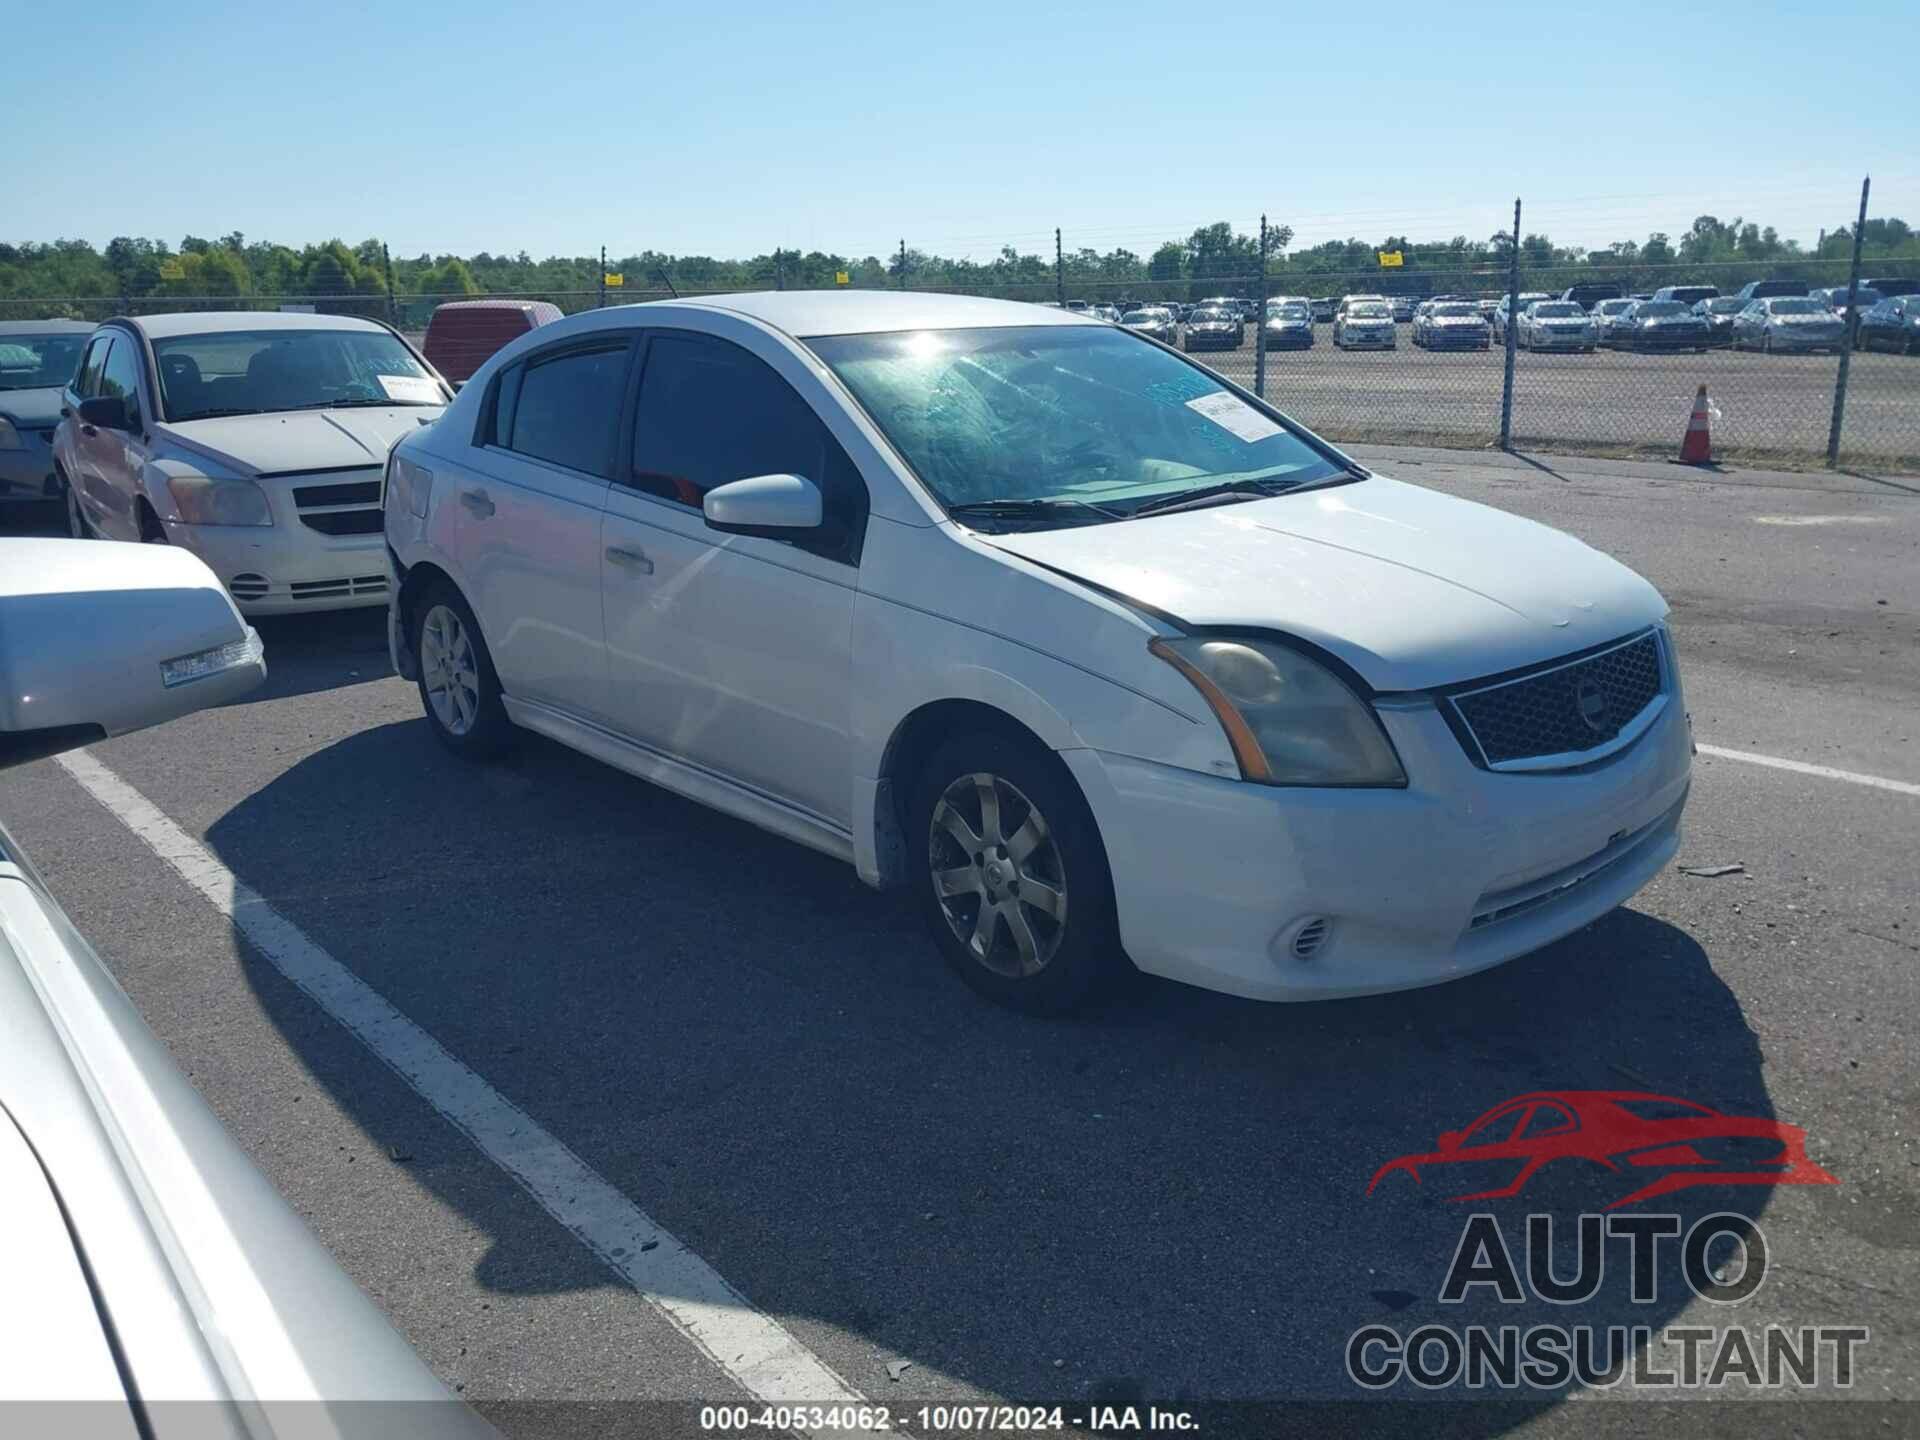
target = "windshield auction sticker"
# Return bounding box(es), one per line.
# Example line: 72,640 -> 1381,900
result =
1348,1087 -> 1867,1396
377,373 -> 443,403
1185,391 -> 1283,444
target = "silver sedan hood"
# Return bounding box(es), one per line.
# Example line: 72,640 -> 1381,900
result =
986,476 -> 1667,690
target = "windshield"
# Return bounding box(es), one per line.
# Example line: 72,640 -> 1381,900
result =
1533,303 -> 1582,317
1706,298 -> 1744,314
0,332 -> 88,391
806,325 -> 1344,525
1122,310 -> 1166,323
1432,304 -> 1477,317
1269,304 -> 1309,320
1767,299 -> 1824,315
1191,309 -> 1233,322
1595,301 -> 1632,315
1638,302 -> 1687,318
152,328 -> 447,421
1349,303 -> 1390,318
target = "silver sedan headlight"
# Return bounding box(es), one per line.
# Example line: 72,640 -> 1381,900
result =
1150,636 -> 1406,786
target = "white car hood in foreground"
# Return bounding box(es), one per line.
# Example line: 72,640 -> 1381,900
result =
159,406 -> 441,476
986,476 -> 1666,690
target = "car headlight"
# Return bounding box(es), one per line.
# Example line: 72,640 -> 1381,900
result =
165,473 -> 274,527
387,452 -> 434,518
0,418 -> 23,451
1150,636 -> 1406,786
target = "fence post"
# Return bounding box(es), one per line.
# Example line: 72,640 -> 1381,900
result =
1826,175 -> 1870,468
1499,196 -> 1521,451
1254,215 -> 1270,399
598,246 -> 607,309
381,242 -> 398,326
898,238 -> 907,290
1055,228 -> 1065,307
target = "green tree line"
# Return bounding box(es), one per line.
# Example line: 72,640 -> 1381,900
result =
4,215 -> 1916,320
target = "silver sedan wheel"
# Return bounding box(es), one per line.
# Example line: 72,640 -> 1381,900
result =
419,603 -> 481,737
928,772 -> 1069,978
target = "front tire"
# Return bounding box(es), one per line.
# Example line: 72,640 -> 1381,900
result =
413,580 -> 514,759
909,730 -> 1119,1015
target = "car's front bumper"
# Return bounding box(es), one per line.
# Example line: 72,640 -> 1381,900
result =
1631,330 -> 1711,349
161,518 -> 390,615
1185,331 -> 1240,349
1341,330 -> 1396,348
1768,330 -> 1844,352
1424,328 -> 1490,348
1529,332 -> 1594,349
1063,694 -> 1692,1002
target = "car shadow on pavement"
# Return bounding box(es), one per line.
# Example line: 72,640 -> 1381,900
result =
209,721 -> 1783,1433
236,609 -> 393,704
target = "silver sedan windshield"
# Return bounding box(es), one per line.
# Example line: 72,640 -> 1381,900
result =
807,325 -> 1341,518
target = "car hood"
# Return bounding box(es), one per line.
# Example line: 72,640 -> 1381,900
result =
985,476 -> 1666,690
157,406 -> 442,477
0,385 -> 66,428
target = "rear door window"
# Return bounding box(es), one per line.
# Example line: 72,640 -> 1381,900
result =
497,343 -> 631,477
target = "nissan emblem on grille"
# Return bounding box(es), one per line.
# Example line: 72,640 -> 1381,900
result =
1445,631 -> 1664,769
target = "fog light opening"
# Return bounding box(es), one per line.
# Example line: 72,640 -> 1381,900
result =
1276,915 -> 1334,963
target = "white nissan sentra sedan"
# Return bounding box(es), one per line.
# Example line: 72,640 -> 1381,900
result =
383,293 -> 1691,1014
55,312 -> 450,613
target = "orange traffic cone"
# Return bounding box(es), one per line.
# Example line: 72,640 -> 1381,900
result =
1678,383 -> 1713,464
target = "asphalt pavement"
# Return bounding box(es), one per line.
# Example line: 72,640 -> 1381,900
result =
0,445 -> 1915,1438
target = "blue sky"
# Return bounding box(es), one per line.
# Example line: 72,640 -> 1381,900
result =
14,1 -> 1915,262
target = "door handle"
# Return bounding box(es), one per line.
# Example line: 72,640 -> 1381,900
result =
459,488 -> 495,518
606,545 -> 654,574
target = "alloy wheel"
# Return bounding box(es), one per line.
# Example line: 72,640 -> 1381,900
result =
928,772 -> 1068,978
419,603 -> 481,737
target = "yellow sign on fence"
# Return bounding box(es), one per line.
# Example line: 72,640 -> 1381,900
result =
603,272 -> 624,287
835,271 -> 851,286
1377,250 -> 1404,268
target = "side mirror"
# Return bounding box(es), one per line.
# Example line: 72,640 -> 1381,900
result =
1438,1130 -> 1463,1152
77,394 -> 130,431
0,539 -> 266,771
702,474 -> 823,539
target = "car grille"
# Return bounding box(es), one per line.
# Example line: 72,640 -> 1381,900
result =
1443,631 -> 1665,770
289,574 -> 389,601
293,477 -> 384,536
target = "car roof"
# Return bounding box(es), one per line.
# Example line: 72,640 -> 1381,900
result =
0,319 -> 96,335
117,310 -> 397,339
653,290 -> 1099,339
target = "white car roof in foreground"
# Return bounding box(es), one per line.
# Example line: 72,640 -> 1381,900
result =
125,311 -> 394,339
615,290 -> 1102,339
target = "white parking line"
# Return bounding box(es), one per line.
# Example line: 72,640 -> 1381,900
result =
1697,743 -> 1920,797
54,749 -> 876,1435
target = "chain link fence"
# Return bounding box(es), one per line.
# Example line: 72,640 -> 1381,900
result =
5,218 -> 1915,471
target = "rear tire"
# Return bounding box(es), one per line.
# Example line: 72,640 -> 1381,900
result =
412,579 -> 515,760
908,730 -> 1120,1016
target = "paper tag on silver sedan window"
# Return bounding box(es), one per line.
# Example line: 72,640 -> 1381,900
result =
378,374 -> 443,403
1185,391 -> 1282,444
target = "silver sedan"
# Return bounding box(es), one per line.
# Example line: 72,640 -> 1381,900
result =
1731,297 -> 1849,355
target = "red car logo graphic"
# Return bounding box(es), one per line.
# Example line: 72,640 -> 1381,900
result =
1366,1090 -> 1838,1210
